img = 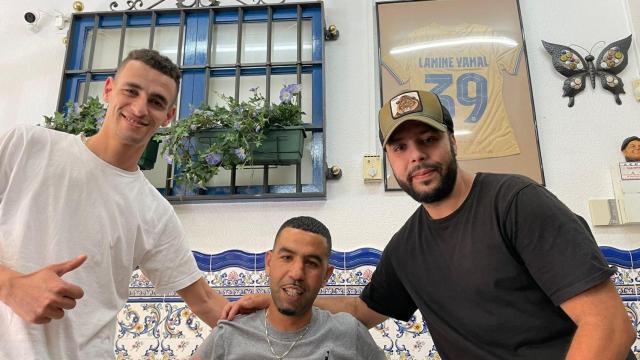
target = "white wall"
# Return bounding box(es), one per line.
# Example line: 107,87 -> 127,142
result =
1,0 -> 638,254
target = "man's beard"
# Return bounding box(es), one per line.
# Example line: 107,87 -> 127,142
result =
277,307 -> 297,316
396,145 -> 458,204
271,280 -> 308,317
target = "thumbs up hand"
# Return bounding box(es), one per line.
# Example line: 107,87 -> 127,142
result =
0,255 -> 87,324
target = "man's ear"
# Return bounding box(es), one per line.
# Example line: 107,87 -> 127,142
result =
322,265 -> 334,286
265,251 -> 272,276
162,105 -> 177,127
449,133 -> 457,156
103,77 -> 115,103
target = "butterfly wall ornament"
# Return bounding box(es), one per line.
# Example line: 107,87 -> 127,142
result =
542,35 -> 632,107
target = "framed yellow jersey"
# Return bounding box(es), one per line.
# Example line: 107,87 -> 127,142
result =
377,0 -> 544,189
383,23 -> 522,160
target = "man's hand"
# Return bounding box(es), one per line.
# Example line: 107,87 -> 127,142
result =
220,293 -> 270,320
0,255 -> 87,324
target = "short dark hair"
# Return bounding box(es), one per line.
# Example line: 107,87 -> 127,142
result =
275,216 -> 332,256
117,49 -> 181,92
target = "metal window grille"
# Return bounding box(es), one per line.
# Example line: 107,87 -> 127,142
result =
58,2 -> 327,202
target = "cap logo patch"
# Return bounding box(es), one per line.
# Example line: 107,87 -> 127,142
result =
390,91 -> 422,119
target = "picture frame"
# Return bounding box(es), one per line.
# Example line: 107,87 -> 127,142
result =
376,0 -> 544,190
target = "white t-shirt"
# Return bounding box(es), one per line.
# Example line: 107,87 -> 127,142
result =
0,125 -> 201,359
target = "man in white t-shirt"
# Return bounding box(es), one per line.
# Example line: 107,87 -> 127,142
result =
0,49 -> 228,359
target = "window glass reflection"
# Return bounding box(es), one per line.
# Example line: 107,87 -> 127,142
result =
241,22 -> 267,63
153,26 -> 179,64
212,23 -> 238,65
83,28 -> 120,70
301,20 -> 312,61
123,27 -> 151,57
271,21 -> 297,62
208,76 -> 236,107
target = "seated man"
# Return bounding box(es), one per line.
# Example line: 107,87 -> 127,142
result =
193,216 -> 385,360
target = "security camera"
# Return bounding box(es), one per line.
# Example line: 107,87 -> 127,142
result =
24,11 -> 41,32
24,11 -> 38,24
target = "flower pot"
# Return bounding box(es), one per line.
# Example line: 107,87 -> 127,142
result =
193,126 -> 305,166
251,126 -> 305,165
138,139 -> 160,170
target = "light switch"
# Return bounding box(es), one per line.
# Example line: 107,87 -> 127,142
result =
363,155 -> 382,181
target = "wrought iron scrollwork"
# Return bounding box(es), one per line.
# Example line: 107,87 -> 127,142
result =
110,0 -> 166,10
109,0 -> 287,10
176,0 -> 220,8
236,0 -> 286,4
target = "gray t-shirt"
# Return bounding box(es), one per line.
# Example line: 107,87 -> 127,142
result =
193,307 -> 385,360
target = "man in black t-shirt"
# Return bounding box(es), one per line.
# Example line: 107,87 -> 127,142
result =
223,90 -> 636,360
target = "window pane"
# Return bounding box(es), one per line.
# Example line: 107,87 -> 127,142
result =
208,76 -> 236,107
301,20 -> 312,62
88,80 -> 106,103
271,21 -> 297,63
123,27 -> 151,56
239,75 -> 266,102
270,73 -> 312,123
153,26 -> 180,64
84,28 -> 121,70
77,80 -> 106,104
212,23 -> 238,65
241,22 -> 267,63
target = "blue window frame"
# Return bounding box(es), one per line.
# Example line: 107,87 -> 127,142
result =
59,3 -> 327,202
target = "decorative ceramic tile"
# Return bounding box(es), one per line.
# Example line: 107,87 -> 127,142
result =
613,268 -> 639,303
372,312 -> 437,360
115,302 -> 209,359
204,267 -> 260,299
625,301 -> 640,358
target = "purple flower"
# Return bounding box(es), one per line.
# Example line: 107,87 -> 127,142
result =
190,124 -> 198,131
249,86 -> 259,94
179,137 -> 198,156
279,88 -> 293,104
96,117 -> 105,125
233,122 -> 241,131
285,84 -> 302,94
163,153 -> 173,165
205,152 -> 222,165
279,84 -> 302,104
234,148 -> 246,161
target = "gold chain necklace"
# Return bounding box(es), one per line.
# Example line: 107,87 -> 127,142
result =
264,309 -> 311,360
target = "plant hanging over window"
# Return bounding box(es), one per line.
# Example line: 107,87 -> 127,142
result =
158,84 -> 305,189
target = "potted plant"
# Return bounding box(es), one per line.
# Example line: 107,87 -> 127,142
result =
42,97 -> 161,170
158,84 -> 305,190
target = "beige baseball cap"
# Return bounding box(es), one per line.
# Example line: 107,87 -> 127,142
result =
378,90 -> 454,146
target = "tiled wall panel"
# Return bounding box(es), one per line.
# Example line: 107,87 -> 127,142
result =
115,248 -> 640,359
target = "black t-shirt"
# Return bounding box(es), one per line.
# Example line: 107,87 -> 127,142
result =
360,173 -> 622,360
